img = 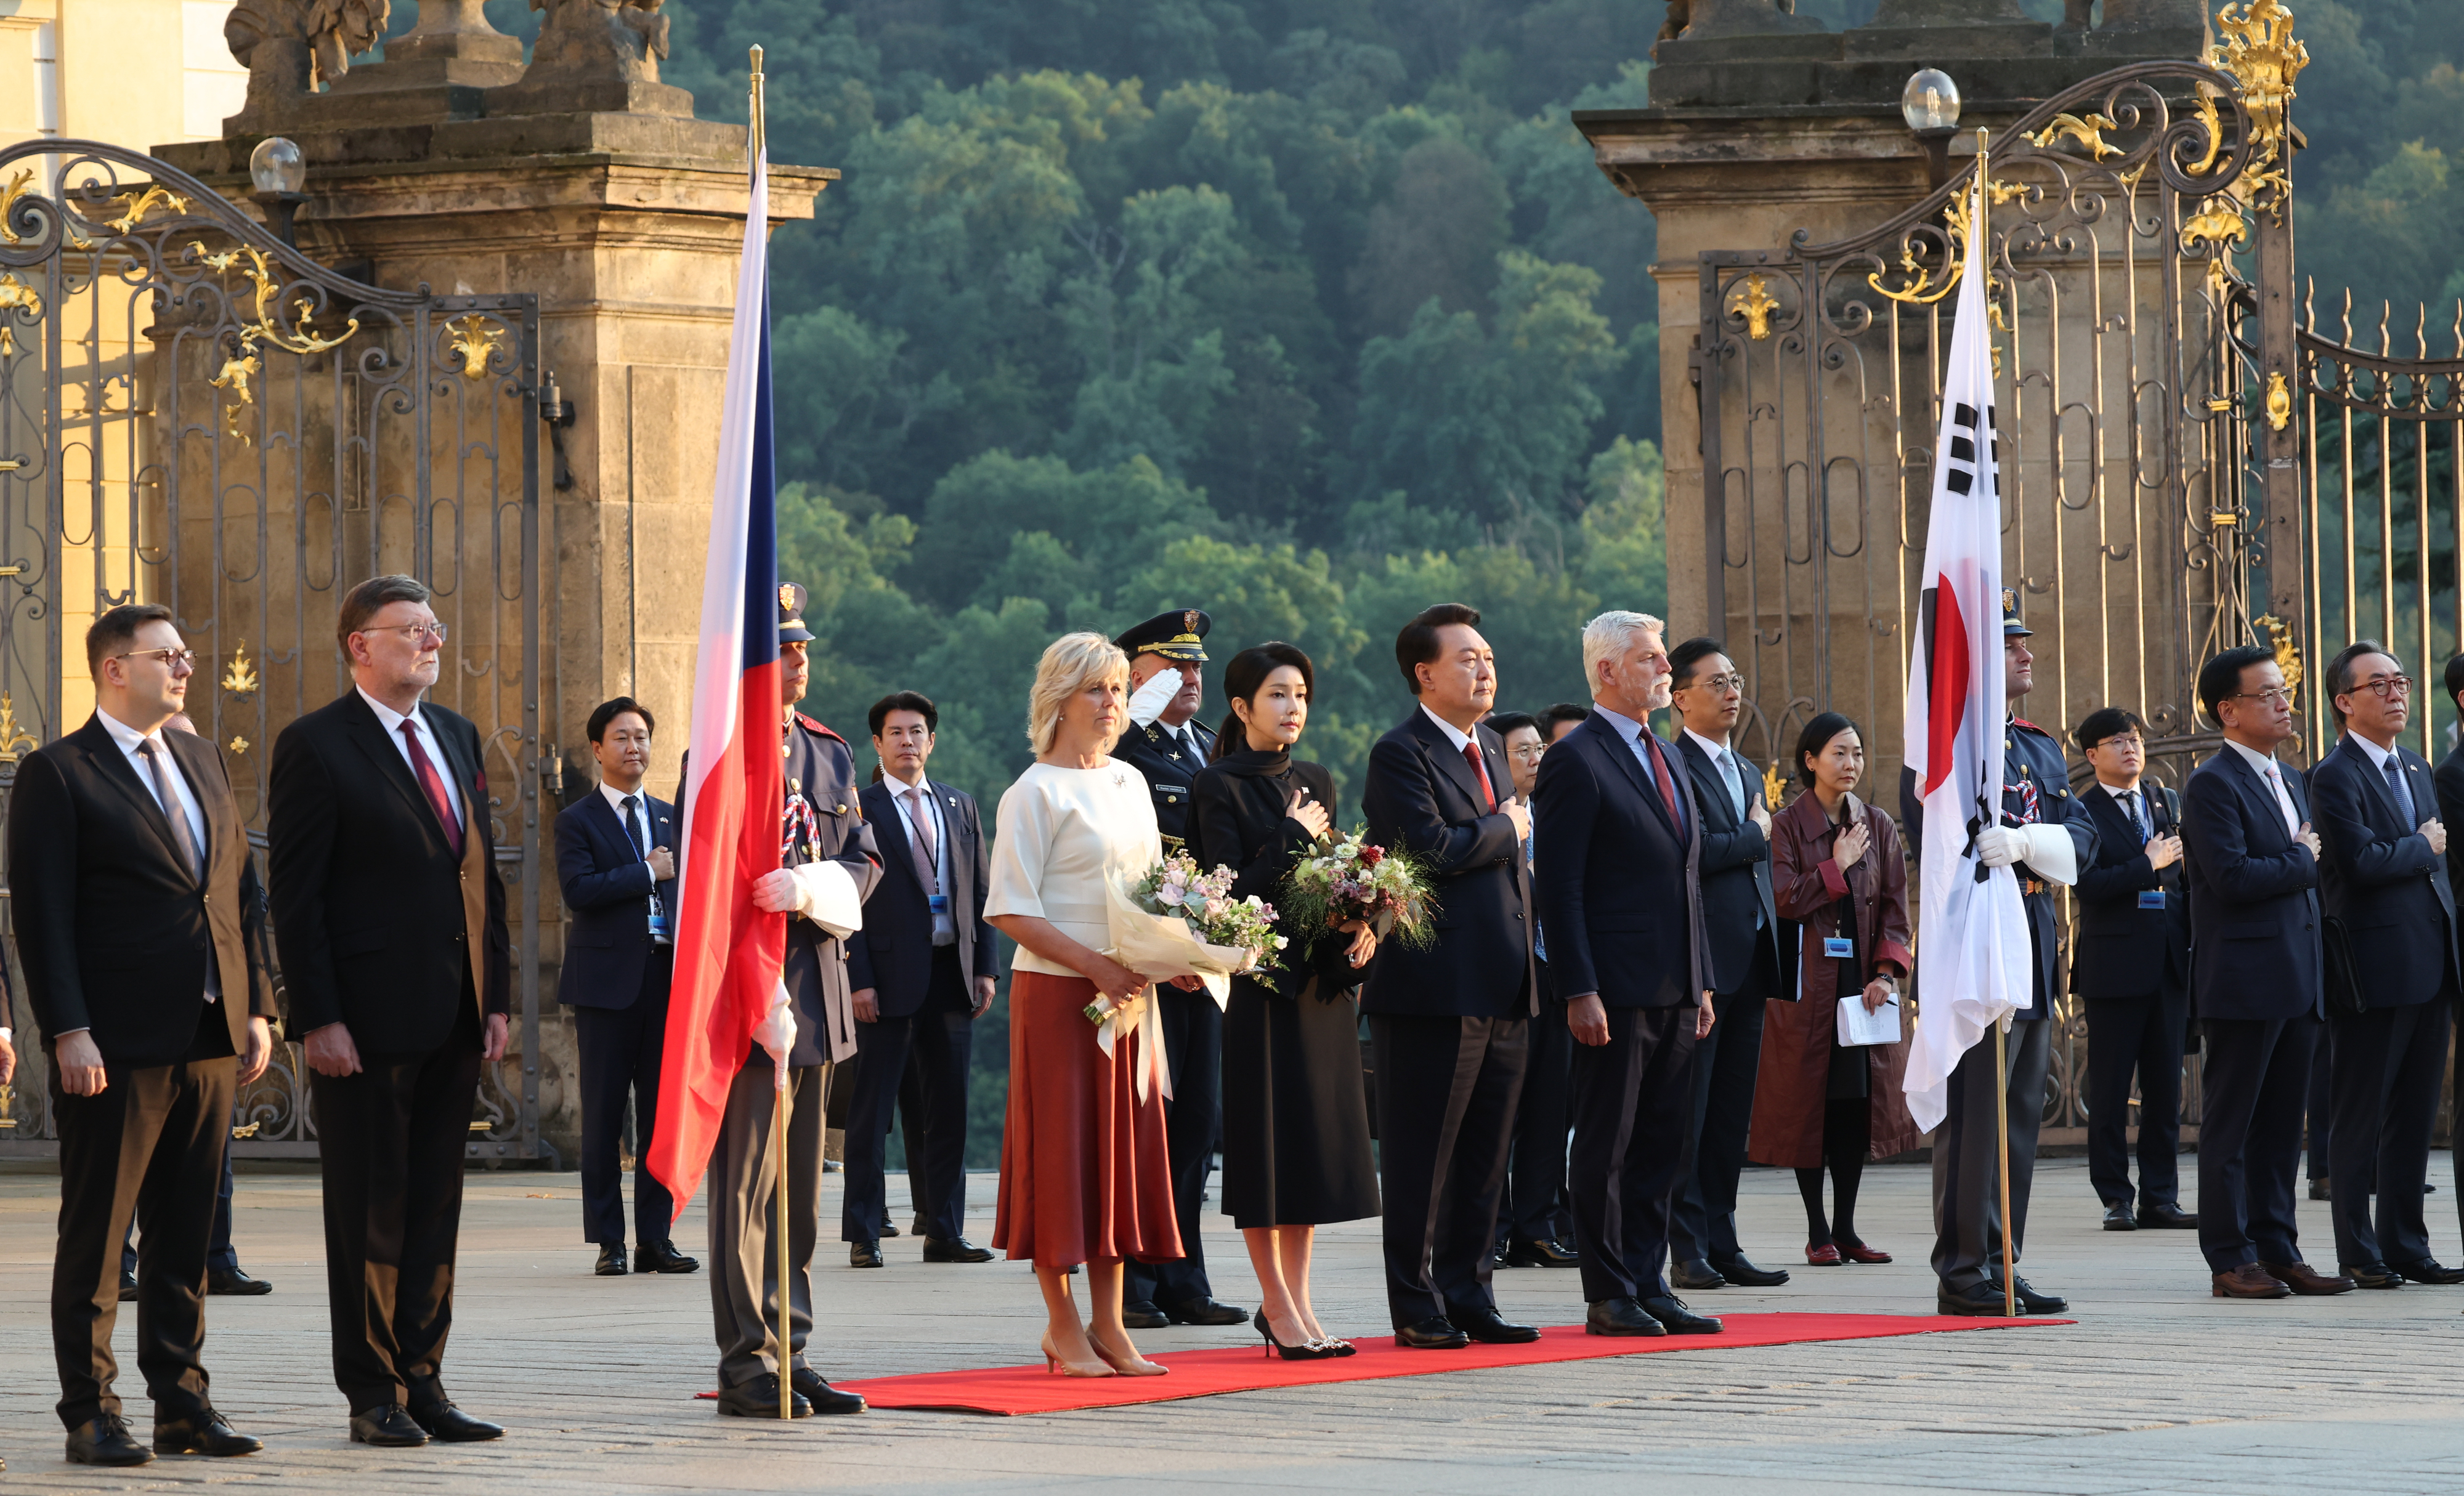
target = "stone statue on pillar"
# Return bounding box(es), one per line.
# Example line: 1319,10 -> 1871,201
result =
224,0 -> 390,127
488,0 -> 693,118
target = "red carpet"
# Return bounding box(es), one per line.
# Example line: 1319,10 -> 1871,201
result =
812,1312 -> 2071,1415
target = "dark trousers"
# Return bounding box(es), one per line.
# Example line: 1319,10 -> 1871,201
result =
841,946 -> 974,1243
2197,1011 -> 2320,1272
310,1000 -> 484,1411
2307,1019 -> 2333,1181
1127,985 -> 1222,1308
896,1056 -> 931,1224
1568,1003 -> 1696,1304
1930,1014 -> 2050,1292
124,1126 -> 238,1279
2328,997 -> 2452,1269
573,956 -> 675,1245
2084,989 -> 2187,1209
52,1011 -> 237,1429
1669,953 -> 1773,1267
1371,1012 -> 1529,1327
1499,973 -> 1571,1248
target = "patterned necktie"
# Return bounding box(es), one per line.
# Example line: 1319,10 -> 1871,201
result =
1462,742 -> 1496,811
137,739 -> 202,880
1646,734 -> 1685,831
2125,790 -> 2150,845
904,783 -> 939,889
399,718 -> 466,859
2386,758 -> 2414,823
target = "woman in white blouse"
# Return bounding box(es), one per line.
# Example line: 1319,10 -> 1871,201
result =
987,632 -> 1188,1378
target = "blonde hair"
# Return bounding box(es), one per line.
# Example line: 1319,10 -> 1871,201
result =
1027,631 -> 1130,756
1581,609 -> 1665,686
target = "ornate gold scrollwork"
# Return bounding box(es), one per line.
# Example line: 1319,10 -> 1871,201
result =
2254,613 -> 2304,693
1728,273 -> 1779,341
2210,0 -> 2308,219
0,168 -> 31,245
190,241 -> 359,357
106,185 -> 189,235
445,315 -> 506,381
2027,112 -> 2123,161
229,735 -> 250,757
222,639 -> 259,698
1870,178 -> 2024,308
209,351 -> 262,445
0,271 -> 41,358
0,692 -> 38,761
2181,200 -> 2250,256
2265,371 -> 2292,431
1763,761 -> 1786,812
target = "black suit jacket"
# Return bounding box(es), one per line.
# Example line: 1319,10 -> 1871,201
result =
9,716 -> 278,1067
1674,733 -> 1781,995
2309,734 -> 2458,1008
268,690 -> 511,1052
2073,782 -> 2189,1001
845,776 -> 992,1017
555,787 -> 678,1010
1533,711 -> 1707,1009
2434,740 -> 2464,904
1358,708 -> 1534,1019
2181,745 -> 2322,1024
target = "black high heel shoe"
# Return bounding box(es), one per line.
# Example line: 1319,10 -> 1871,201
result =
1253,1308 -> 1338,1361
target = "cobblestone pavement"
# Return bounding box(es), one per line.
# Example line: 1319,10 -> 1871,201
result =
4,1154 -> 2460,1493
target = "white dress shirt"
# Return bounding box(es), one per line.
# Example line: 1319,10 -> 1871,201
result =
2342,732 -> 2417,823
357,686 -> 464,831
2224,738 -> 2300,839
598,780 -> 669,944
1419,703 -> 1477,754
1682,726 -> 1752,822
886,773 -> 956,945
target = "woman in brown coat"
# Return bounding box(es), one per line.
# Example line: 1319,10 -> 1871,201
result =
1749,711 -> 1921,1266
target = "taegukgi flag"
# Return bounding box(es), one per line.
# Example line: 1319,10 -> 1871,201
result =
1900,165 -> 2032,1133
650,142 -> 789,1216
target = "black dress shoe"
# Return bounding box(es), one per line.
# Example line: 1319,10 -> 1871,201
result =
788,1367 -> 868,1414
1584,1297 -> 1668,1336
1121,1300 -> 1170,1330
849,1239 -> 883,1269
208,1266 -> 275,1296
1669,1258 -> 1727,1291
879,1219 -> 900,1238
716,1373 -> 811,1419
595,1242 -> 629,1276
348,1405 -> 429,1447
638,1239 -> 701,1274
1989,1277 -> 2067,1314
1935,1280 -> 2015,1316
1711,1255 -> 1792,1287
910,1216 -> 927,1237
1164,1295 -> 1249,1326
2346,1261 -> 2405,1290
1453,1307 -> 1541,1344
1640,1293 -> 1724,1334
67,1413 -> 152,1466
118,1270 -> 139,1303
407,1375 -> 503,1442
2309,1176 -> 2332,1201
2136,1202 -> 2199,1229
1393,1316 -> 1471,1349
923,1237 -> 995,1264
2396,1258 -> 2464,1285
1503,1235 -> 1582,1268
153,1409 -> 262,1457
2102,1202 -> 2137,1231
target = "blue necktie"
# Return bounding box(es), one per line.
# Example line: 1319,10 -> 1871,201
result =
2386,758 -> 2414,824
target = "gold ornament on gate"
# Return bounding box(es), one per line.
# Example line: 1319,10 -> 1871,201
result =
2209,0 -> 2308,219
445,315 -> 505,383
2264,371 -> 2293,432
222,639 -> 259,698
2025,111 -> 2122,161
1728,273 -> 1780,342
0,692 -> 37,762
106,185 -> 190,235
0,270 -> 41,358
2253,614 -> 2304,695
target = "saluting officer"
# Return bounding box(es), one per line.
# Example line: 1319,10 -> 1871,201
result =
697,583 -> 882,1418
1111,609 -> 1247,1331
1931,590 -> 2096,1316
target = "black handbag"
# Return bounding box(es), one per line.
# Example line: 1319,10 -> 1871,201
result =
2320,913 -> 2366,1013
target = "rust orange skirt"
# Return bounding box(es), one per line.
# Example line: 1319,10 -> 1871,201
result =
991,972 -> 1184,1268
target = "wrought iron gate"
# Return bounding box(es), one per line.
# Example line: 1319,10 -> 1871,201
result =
0,140 -> 553,1162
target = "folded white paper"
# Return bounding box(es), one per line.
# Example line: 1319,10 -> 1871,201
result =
1837,990 -> 1903,1048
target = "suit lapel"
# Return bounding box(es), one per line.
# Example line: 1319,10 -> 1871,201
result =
1597,715 -> 1679,839
1676,736 -> 1730,830
341,692 -> 436,834
1411,710 -> 1489,814
164,727 -> 228,878
872,782 -> 918,893
76,719 -> 194,876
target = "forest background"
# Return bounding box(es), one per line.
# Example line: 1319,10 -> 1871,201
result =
397,0 -> 2464,1162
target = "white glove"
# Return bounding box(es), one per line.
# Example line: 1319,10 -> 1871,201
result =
752,981 -> 796,1068
786,860 -> 864,939
2014,822 -> 2078,886
1974,825 -> 2022,868
1127,668 -> 1181,730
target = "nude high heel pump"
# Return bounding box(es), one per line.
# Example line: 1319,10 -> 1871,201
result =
1042,1333 -> 1116,1378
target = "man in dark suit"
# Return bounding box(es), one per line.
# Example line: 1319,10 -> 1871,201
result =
842,690 -> 996,1268
2070,707 -> 2197,1232
2308,642 -> 2463,1288
269,574 -> 514,1447
1488,711 -> 1577,1271
1666,638 -> 1791,1292
2181,642 -> 2353,1299
1111,609 -> 1244,1330
1536,612 -> 1720,1339
14,604 -> 278,1466
1361,602 -> 1539,1349
2433,652 -> 2464,1229
555,697 -> 698,1279
699,583 -> 881,1418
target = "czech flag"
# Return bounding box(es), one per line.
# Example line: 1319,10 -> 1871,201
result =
1900,162 -> 2032,1133
650,146 -> 785,1216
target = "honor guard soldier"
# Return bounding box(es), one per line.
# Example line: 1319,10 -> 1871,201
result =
1111,608 -> 1248,1331
696,583 -> 882,1418
1931,589 -> 2096,1316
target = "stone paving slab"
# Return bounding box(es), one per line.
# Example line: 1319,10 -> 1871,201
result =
4,1154 -> 2462,1492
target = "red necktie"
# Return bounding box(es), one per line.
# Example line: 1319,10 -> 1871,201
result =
1646,733 -> 1684,830
399,718 -> 466,859
1463,742 -> 1496,811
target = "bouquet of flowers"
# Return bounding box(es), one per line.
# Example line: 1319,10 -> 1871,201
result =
1089,854 -> 1289,1084
1279,827 -> 1438,960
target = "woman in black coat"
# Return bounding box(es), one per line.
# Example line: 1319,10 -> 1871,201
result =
1189,642 -> 1380,1359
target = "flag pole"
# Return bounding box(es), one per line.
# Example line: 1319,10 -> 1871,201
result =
1971,121 -> 2019,1323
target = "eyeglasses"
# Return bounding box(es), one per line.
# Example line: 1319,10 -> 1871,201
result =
2229,687 -> 2295,708
1682,672 -> 1746,695
1508,743 -> 1548,762
2093,735 -> 2146,754
2348,674 -> 2412,699
110,647 -> 196,670
357,621 -> 447,645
